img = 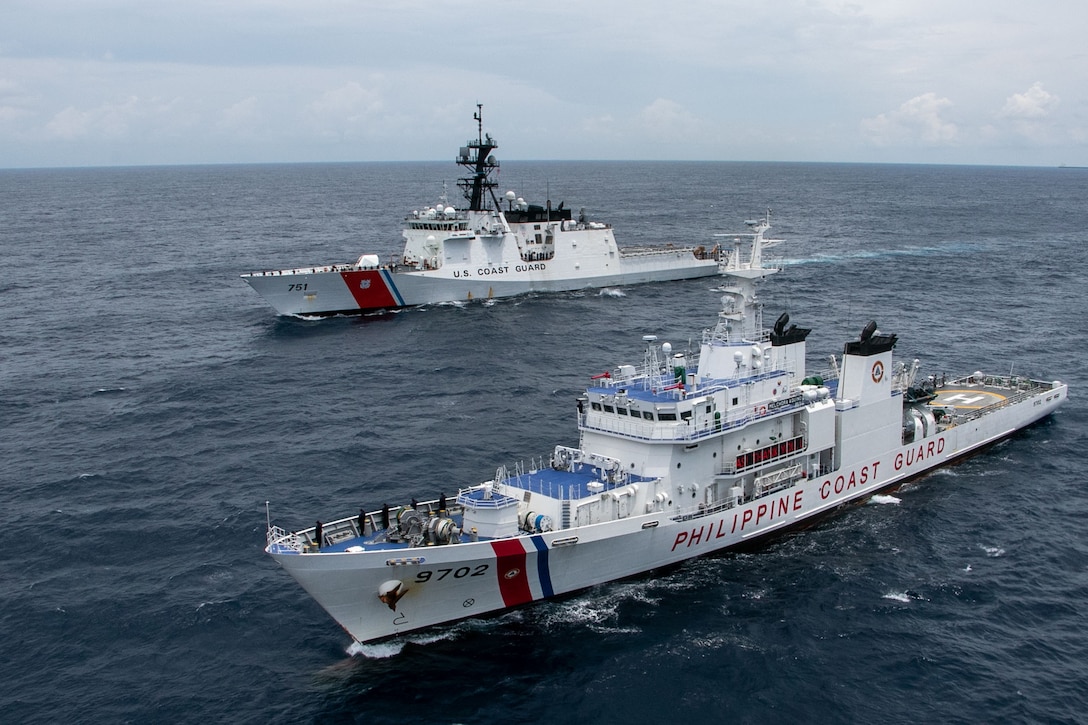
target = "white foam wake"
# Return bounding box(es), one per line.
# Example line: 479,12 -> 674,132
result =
346,627 -> 459,658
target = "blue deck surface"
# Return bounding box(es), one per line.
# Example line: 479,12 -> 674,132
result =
500,462 -> 654,500
587,384 -> 683,404
320,538 -> 406,553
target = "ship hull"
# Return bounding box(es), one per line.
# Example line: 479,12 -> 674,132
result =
268,383 -> 1063,645
242,250 -> 719,317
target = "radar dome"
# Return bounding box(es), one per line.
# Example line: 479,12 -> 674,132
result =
506,190 -> 516,200
662,342 -> 672,355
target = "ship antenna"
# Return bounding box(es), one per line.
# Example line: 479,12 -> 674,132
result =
458,104 -> 499,211
265,500 -> 271,531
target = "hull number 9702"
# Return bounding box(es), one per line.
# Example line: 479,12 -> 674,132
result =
415,564 -> 489,583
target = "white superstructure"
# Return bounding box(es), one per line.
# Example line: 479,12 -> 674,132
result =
242,105 -> 723,316
265,216 -> 1067,646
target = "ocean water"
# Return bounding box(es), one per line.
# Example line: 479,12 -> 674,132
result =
1,160 -> 1085,723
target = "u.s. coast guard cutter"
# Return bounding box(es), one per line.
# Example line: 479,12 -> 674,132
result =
241,105 -> 723,316
265,216 -> 1066,646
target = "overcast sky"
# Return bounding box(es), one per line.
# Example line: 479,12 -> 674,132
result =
2,0 -> 1085,168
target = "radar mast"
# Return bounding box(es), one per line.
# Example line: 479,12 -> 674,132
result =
456,104 -> 501,211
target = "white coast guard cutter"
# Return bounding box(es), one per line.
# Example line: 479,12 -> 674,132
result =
241,105 -> 723,316
265,216 -> 1066,646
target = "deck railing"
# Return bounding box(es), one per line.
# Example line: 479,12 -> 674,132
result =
266,525 -> 303,553
942,376 -> 1055,425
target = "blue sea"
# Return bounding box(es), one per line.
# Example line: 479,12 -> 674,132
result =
1,160 -> 1085,723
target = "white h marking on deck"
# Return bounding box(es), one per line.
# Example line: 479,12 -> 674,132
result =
943,393 -> 987,406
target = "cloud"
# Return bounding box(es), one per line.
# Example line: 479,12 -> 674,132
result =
44,96 -> 141,140
990,82 -> 1063,145
999,82 -> 1059,119
3,1 -> 1087,166
860,93 -> 958,147
0,76 -> 38,124
305,81 -> 384,138
218,96 -> 261,132
0,105 -> 29,123
637,99 -> 702,136
309,82 -> 382,119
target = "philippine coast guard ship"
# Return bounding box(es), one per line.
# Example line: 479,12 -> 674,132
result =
241,105 -> 722,316
265,216 -> 1067,646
